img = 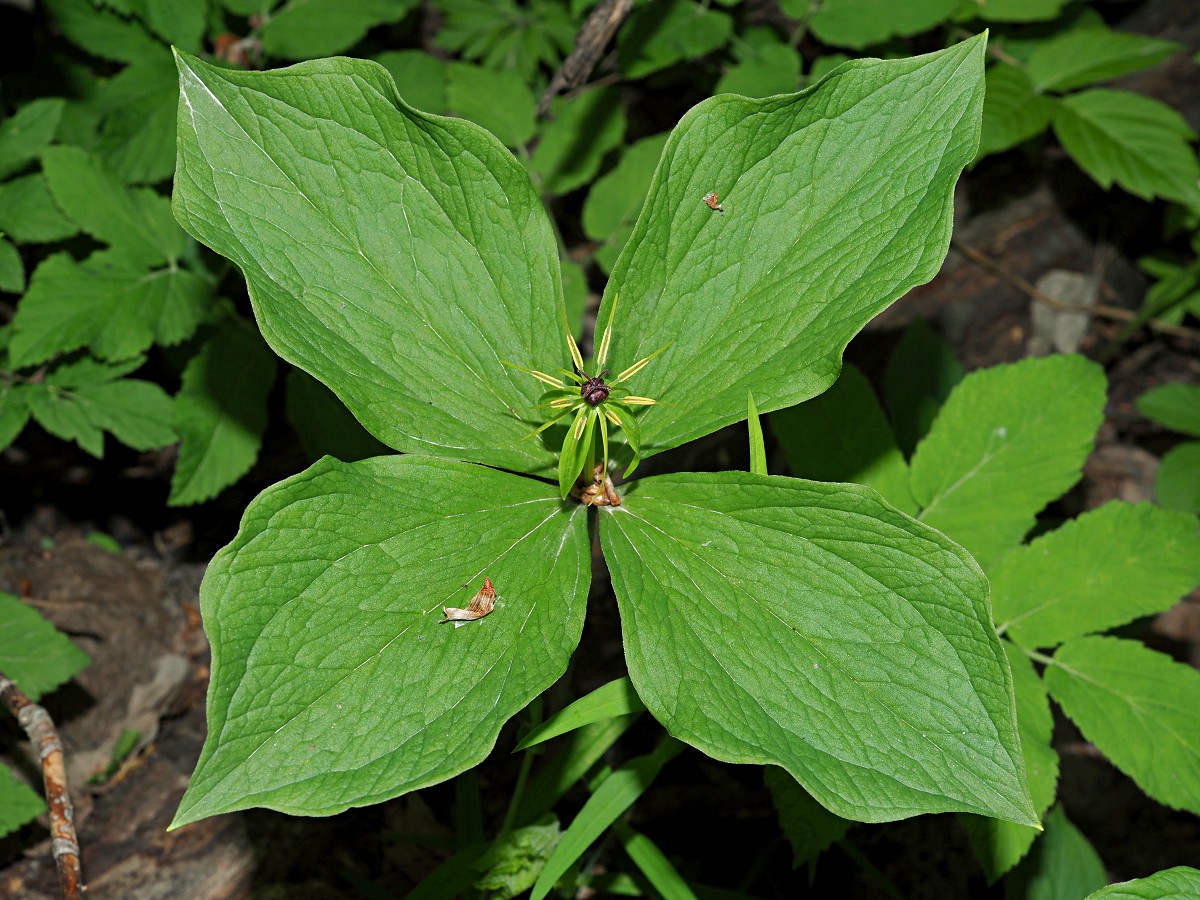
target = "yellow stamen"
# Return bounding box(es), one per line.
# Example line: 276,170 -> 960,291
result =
623,396 -> 656,406
550,397 -> 577,409
616,342 -> 671,382
572,411 -> 589,439
597,292 -> 619,368
603,408 -> 621,427
566,331 -> 585,373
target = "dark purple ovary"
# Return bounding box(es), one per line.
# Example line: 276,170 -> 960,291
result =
581,370 -> 611,406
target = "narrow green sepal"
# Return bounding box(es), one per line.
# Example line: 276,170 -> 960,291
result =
558,407 -> 593,500
747,390 -> 767,476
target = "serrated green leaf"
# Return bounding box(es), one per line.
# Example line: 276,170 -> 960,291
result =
600,472 -> 1036,825
1053,89 -> 1200,211
170,325 -> 277,506
474,815 -> 562,898
0,765 -> 47,840
772,363 -> 916,514
1137,382 -> 1200,437
26,385 -> 105,456
582,133 -> 669,273
978,63 -> 1055,158
1085,867 -> 1200,900
0,591 -> 90,701
0,384 -> 32,451
0,174 -> 80,244
882,316 -> 963,457
600,37 -> 987,460
992,502 -> 1200,649
618,0 -> 733,79
1006,805 -> 1106,900
515,677 -> 647,751
93,51 -> 179,184
445,61 -> 536,148
531,739 -> 683,900
972,0 -> 1069,22
11,252 -> 211,366
716,43 -> 801,98
373,51 -> 448,115
44,0 -> 164,63
285,368 -> 391,463
41,146 -> 184,265
1027,27 -> 1182,93
0,98 -> 65,181
1156,441 -> 1200,514
172,51 -> 566,474
1045,636 -> 1200,815
909,354 -> 1106,570
809,0 -> 958,50
122,0 -> 206,52
531,88 -> 626,195
261,0 -> 419,59
435,0 -> 575,82
44,354 -> 146,387
962,641 -> 1058,882
172,456 -> 590,827
74,378 -> 175,450
764,766 -> 850,868
0,236 -> 24,293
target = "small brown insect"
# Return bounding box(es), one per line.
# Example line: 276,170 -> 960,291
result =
440,576 -> 497,627
703,191 -> 724,213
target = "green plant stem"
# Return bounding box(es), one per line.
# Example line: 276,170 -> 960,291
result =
499,695 -> 543,836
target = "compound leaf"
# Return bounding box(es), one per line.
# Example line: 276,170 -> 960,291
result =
172,456 -> 590,827
0,591 -> 90,702
600,472 -> 1036,826
173,51 -> 566,475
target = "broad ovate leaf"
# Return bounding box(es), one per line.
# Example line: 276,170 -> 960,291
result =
599,36 -> 987,459
172,51 -> 567,475
172,456 -> 589,827
600,472 -> 1036,826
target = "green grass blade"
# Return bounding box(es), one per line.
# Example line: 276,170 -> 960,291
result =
747,390 -> 767,475
516,678 -> 647,751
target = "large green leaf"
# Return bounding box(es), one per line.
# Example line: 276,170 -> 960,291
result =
172,456 -> 590,827
1045,636 -> 1200,816
909,354 -> 1106,571
991,501 -> 1200,649
599,472 -> 1036,825
599,37 -> 987,459
172,52 -> 567,474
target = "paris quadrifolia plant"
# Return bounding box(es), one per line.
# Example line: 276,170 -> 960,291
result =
168,32 -> 1046,842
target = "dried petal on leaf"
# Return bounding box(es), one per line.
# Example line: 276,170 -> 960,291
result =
703,191 -> 724,212
440,576 -> 497,627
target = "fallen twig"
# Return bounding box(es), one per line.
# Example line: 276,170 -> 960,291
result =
0,670 -> 84,900
951,238 -> 1200,344
538,0 -> 634,116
